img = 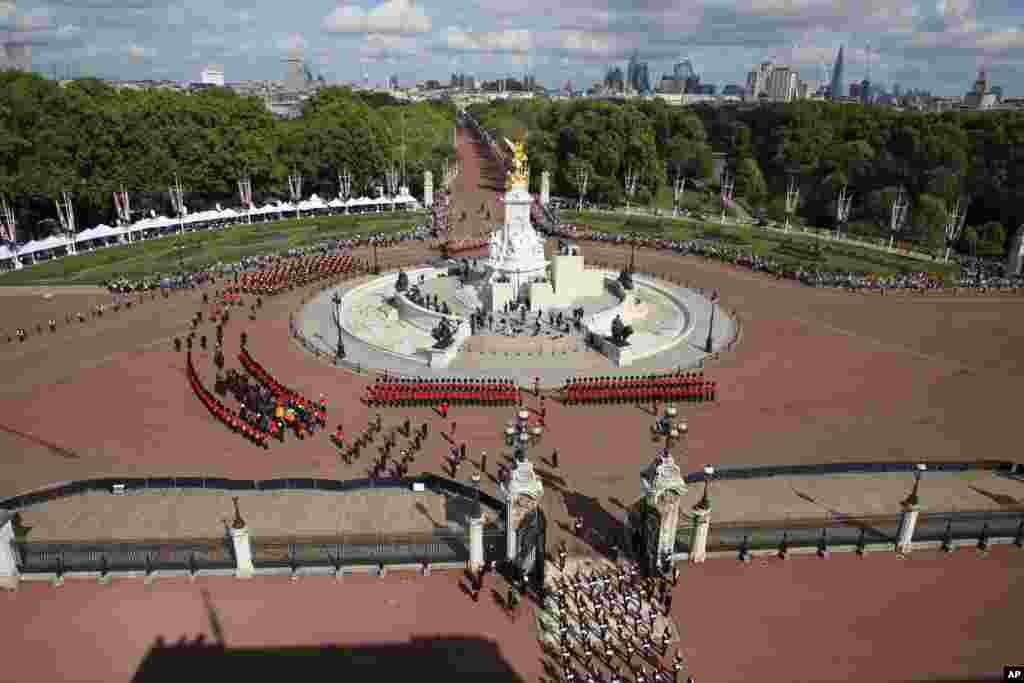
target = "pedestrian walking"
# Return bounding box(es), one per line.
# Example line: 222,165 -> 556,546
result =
552,449 -> 559,468
574,517 -> 584,537
450,420 -> 456,436
480,451 -> 487,473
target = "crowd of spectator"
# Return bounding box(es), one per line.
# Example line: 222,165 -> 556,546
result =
544,224 -> 1024,294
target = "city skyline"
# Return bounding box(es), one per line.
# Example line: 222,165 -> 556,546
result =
1,0 -> 1022,95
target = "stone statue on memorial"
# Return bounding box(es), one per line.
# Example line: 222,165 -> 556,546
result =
504,138 -> 529,189
610,314 -> 634,347
395,269 -> 409,293
618,266 -> 635,290
431,317 -> 456,349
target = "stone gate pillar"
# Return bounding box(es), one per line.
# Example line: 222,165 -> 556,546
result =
640,451 -> 688,575
896,503 -> 920,555
897,464 -> 925,555
501,457 -> 544,564
469,515 -> 484,573
229,498 -> 254,579
424,171 -> 434,209
541,171 -> 550,206
689,507 -> 711,563
0,513 -> 20,591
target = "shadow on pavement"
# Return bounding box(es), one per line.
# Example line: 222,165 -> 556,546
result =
132,635 -> 527,683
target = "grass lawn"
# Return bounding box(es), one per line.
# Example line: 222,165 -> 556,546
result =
569,210 -> 959,279
0,211 -> 427,287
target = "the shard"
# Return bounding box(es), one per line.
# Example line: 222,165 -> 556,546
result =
830,45 -> 845,100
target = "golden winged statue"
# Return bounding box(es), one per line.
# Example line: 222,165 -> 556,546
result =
504,137 -> 529,188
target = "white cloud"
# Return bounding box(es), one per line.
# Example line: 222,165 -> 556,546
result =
359,33 -> 421,61
442,27 -> 532,53
910,22 -> 1024,53
322,0 -> 431,36
730,0 -> 919,33
537,29 -> 636,60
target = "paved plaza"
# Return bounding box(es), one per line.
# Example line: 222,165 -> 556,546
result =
13,487 -> 503,542
0,124 -> 1022,682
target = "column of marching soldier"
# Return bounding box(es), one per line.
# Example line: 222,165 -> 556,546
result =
332,412 -> 438,479
562,372 -> 716,405
548,546 -> 693,683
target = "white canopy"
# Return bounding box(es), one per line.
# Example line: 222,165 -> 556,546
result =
75,224 -> 122,242
328,198 -> 345,208
219,207 -> 238,217
298,195 -> 326,211
21,235 -> 70,255
0,245 -> 15,260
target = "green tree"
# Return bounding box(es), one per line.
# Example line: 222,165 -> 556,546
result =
912,194 -> 947,250
979,221 -> 1006,256
960,225 -> 979,256
734,157 -> 767,202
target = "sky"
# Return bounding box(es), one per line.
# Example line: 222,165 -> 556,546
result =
1,0 -> 1023,95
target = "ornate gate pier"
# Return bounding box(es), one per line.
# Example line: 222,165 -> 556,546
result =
627,449 -> 687,576
501,455 -> 546,591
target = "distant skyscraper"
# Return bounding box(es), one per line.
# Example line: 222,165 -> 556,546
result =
284,51 -> 307,92
766,66 -> 798,102
860,78 -> 871,104
829,45 -> 845,101
627,51 -> 640,91
746,61 -> 773,101
3,43 -> 32,72
673,60 -> 695,81
201,65 -> 225,86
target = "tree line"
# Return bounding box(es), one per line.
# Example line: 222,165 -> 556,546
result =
468,98 -> 1024,258
0,72 -> 456,241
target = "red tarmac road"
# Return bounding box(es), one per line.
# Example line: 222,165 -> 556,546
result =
0,126 -> 1022,682
1,546 -> 1020,683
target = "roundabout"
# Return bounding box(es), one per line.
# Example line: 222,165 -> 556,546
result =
0,126 -> 1022,683
297,139 -> 736,385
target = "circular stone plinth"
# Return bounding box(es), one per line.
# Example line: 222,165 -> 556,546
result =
299,268 -> 735,386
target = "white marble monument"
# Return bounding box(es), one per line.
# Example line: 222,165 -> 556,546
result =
486,138 -> 549,309
484,139 -> 604,312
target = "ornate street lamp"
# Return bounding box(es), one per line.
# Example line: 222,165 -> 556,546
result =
696,464 -> 714,511
904,463 -> 926,507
